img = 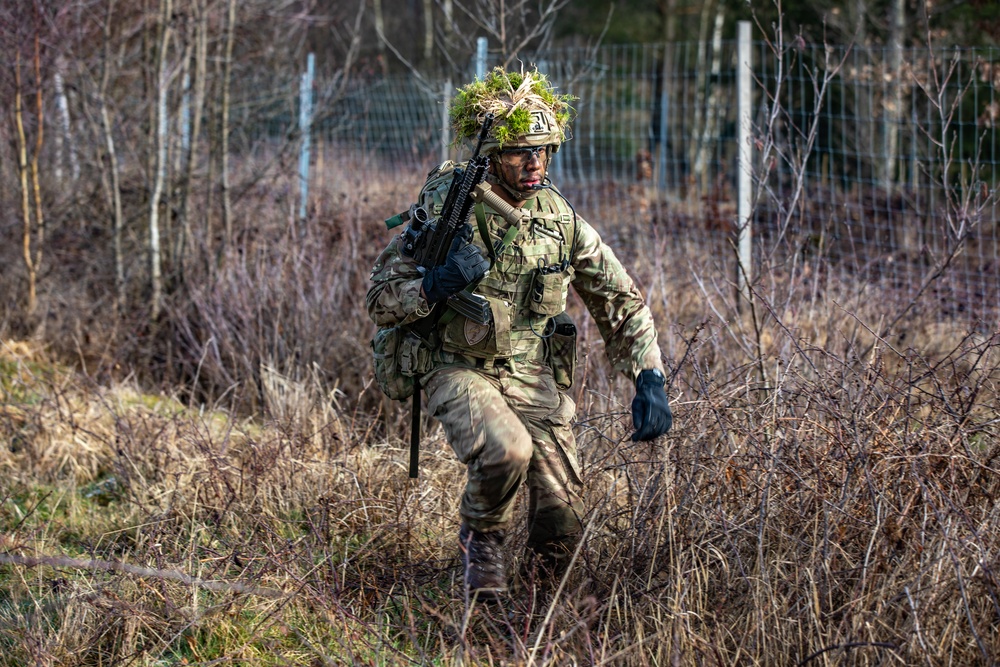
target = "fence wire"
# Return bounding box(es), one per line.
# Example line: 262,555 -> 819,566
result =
299,41 -> 999,329
2,38 -> 995,331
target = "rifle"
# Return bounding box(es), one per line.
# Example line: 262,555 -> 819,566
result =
383,114 -> 498,479
395,112 -> 497,325
382,116 -> 536,479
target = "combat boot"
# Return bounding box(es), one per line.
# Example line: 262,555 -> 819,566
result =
522,534 -> 581,583
459,523 -> 507,600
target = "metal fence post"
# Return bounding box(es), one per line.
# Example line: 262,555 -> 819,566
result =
298,52 -> 315,221
476,37 -> 488,79
441,78 -> 452,163
657,44 -> 669,193
736,21 -> 753,311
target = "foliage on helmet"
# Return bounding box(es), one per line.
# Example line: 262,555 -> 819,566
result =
450,67 -> 575,151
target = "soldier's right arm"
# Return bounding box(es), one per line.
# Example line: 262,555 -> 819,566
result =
366,237 -> 433,328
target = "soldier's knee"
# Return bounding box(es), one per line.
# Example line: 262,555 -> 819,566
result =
503,434 -> 533,473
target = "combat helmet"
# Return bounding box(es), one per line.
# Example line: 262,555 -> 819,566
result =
450,67 -> 574,155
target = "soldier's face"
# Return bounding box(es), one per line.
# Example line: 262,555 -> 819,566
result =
494,145 -> 549,194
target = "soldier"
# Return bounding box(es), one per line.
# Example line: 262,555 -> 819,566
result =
367,68 -> 672,599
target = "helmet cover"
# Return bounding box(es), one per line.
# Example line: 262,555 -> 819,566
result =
450,67 -> 574,154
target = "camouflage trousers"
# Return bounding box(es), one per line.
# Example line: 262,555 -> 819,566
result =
422,359 -> 584,547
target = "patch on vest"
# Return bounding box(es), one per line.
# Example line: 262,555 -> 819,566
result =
464,318 -> 490,346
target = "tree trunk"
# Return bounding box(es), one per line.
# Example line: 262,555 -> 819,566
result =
373,0 -> 387,74
30,27 -> 45,288
54,56 -> 80,186
443,0 -> 453,35
852,0 -> 874,185
883,0 -> 905,191
423,0 -> 434,65
688,0 -> 716,197
148,0 -> 172,322
220,0 -> 236,248
97,0 -> 125,314
654,0 -> 678,194
179,0 -> 207,281
693,4 -> 725,192
14,52 -> 37,317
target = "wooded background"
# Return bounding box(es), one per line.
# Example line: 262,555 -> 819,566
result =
0,0 -> 998,395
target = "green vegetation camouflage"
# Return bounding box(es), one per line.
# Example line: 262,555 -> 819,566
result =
450,68 -> 575,153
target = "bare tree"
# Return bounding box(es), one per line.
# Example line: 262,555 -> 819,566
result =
372,0 -> 570,79
691,0 -> 726,193
96,0 -> 126,313
10,5 -> 47,321
219,0 -> 236,247
53,55 -> 80,185
148,0 -> 175,321
881,0 -> 906,190
454,0 -> 570,70
177,0 -> 208,282
14,50 -> 38,317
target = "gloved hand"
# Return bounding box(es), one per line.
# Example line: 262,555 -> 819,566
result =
421,227 -> 490,304
631,369 -> 672,441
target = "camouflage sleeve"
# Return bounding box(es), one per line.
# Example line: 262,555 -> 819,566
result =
366,236 -> 433,328
570,216 -> 665,381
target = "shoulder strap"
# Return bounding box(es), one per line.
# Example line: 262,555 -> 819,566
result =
475,202 -> 520,263
537,188 -> 578,262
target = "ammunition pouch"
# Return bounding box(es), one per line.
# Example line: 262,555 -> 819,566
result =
371,326 -> 434,400
528,266 -> 569,317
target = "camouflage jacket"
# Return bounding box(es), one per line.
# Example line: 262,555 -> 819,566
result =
366,162 -> 664,380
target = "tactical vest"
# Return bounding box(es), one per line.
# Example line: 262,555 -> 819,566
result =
418,161 -> 577,366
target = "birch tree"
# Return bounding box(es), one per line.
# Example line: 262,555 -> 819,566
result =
53,55 -> 80,185
220,0 -> 236,247
14,51 -> 38,317
882,0 -> 906,190
178,0 -> 208,280
692,2 -> 726,193
148,0 -> 173,321
97,0 -> 126,313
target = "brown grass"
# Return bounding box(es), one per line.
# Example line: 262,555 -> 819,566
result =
0,154 -> 999,665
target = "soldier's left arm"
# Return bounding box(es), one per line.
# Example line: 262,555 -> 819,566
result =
569,217 -> 665,381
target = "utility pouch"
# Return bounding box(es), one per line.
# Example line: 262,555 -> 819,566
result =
440,296 -> 512,358
544,312 -> 577,390
371,327 -> 432,400
528,262 -> 569,316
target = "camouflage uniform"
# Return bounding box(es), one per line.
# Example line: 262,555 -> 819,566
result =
367,162 -> 665,550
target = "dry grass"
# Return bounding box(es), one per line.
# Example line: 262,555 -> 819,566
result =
1,156 -> 999,665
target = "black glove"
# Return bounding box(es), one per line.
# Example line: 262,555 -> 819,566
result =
631,368 -> 672,441
421,228 -> 490,304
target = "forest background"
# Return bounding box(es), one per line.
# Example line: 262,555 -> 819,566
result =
1,0 -> 1000,665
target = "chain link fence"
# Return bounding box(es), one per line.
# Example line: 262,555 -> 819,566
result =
268,39 -> 999,329
5,35 -> 993,331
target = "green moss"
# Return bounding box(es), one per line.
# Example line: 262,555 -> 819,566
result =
450,67 -> 576,146
506,106 -> 533,136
